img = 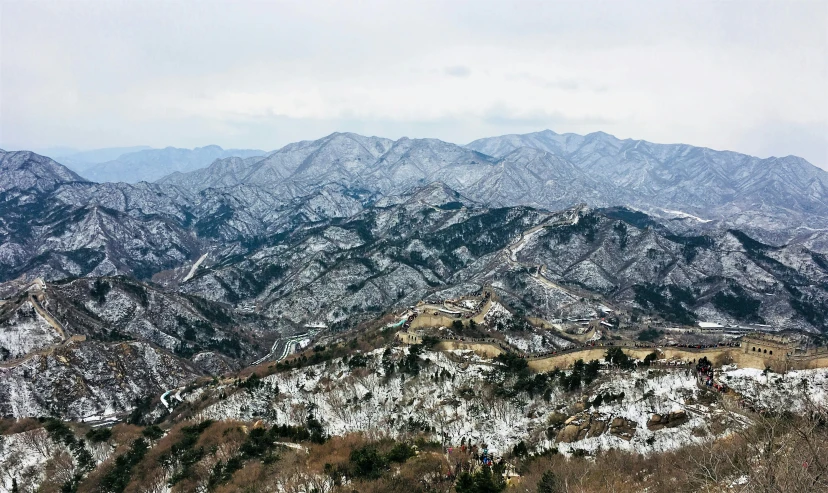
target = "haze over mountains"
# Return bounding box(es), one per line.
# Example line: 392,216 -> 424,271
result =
41,145 -> 267,183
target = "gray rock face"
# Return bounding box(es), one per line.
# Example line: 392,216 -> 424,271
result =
609,416 -> 637,440
647,410 -> 689,430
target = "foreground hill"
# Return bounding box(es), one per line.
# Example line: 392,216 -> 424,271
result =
1,337 -> 826,493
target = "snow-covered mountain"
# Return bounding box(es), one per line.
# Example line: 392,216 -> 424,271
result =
70,145 -> 267,183
159,133 -> 615,213
0,150 -> 88,193
2,151 -> 827,334
2,131 -> 827,493
467,130 -> 828,230
155,131 -> 828,239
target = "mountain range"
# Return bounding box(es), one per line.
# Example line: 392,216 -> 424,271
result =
2,144 -> 827,335
155,131 -> 828,243
1,131 -> 828,428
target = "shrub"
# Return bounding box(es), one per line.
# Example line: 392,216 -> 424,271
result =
512,440 -> 529,457
85,427 -> 112,443
537,470 -> 561,493
90,279 -> 111,304
99,438 -> 148,493
637,328 -> 661,342
238,373 -> 263,390
350,446 -> 388,479
605,347 -> 635,370
386,442 -> 416,463
142,425 -> 164,440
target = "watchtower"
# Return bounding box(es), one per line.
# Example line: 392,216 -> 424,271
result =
741,333 -> 796,359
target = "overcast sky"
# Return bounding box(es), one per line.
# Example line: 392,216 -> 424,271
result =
1,0 -> 826,168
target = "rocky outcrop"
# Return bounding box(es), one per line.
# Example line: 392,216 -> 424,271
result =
555,412 -> 640,443
556,412 -> 608,443
192,351 -> 239,375
609,416 -> 637,440
647,410 -> 689,431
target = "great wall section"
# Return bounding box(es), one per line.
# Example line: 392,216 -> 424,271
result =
397,330 -> 828,372
386,212 -> 828,373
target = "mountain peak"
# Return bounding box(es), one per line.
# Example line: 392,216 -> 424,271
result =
0,150 -> 88,193
584,130 -> 617,141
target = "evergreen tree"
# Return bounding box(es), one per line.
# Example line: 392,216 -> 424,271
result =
537,470 -> 560,492
473,466 -> 505,493
455,472 -> 475,493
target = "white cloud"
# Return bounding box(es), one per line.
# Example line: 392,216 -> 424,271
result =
0,0 -> 825,168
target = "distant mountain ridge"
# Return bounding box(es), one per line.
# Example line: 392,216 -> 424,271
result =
60,145 -> 268,183
467,129 -> 828,212
43,145 -> 153,173
158,132 -> 614,212
155,130 -> 828,238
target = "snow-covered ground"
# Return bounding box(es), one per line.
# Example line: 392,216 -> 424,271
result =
195,348 -> 761,456
658,208 -> 713,223
0,303 -> 62,360
0,428 -> 76,493
721,366 -> 828,411
3,356 -> 827,493
182,252 -> 209,282
483,302 -> 511,325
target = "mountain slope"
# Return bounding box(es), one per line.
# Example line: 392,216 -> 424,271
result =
3,150 -> 827,332
2,147 -> 826,333
0,339 -> 203,419
0,150 -> 88,193
467,130 -> 828,230
155,131 -> 828,240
